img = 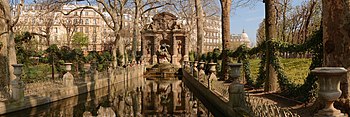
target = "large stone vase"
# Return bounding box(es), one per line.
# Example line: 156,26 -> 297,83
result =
227,63 -> 242,83
311,67 -> 347,117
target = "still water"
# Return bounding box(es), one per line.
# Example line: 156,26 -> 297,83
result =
2,77 -> 210,117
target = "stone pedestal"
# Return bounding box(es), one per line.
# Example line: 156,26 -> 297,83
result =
63,63 -> 74,87
189,61 -> 194,75
193,61 -> 198,78
198,62 -> 206,82
227,63 -> 245,108
207,62 -> 217,90
311,67 -> 347,117
228,82 -> 245,108
11,64 -> 24,101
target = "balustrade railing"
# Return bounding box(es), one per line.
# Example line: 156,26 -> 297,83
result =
184,62 -> 300,117
246,95 -> 300,117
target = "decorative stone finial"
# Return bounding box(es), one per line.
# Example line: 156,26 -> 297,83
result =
311,67 -> 347,117
227,63 -> 243,83
64,63 -> 72,72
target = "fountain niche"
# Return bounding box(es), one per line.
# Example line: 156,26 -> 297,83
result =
141,12 -> 188,66
141,12 -> 188,79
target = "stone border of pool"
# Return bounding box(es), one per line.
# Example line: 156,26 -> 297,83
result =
0,64 -> 145,115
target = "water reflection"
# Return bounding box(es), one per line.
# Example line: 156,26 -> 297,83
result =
2,78 -> 210,117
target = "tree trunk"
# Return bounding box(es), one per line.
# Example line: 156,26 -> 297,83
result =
264,0 -> 278,92
132,0 -> 140,62
220,0 -> 232,81
195,0 -> 204,60
0,0 -> 9,90
322,0 -> 350,99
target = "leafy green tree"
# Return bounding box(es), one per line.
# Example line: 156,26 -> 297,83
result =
72,32 -> 88,49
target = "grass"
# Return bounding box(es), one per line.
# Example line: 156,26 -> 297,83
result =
248,58 -> 312,85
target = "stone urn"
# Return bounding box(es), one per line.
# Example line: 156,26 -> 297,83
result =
208,62 -> 217,74
64,63 -> 72,72
63,63 -> 74,86
198,62 -> 205,70
311,67 -> 347,117
12,64 -> 24,78
227,63 -> 243,83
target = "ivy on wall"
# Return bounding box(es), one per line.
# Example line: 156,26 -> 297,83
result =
227,29 -> 323,102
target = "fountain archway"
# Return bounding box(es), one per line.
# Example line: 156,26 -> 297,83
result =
141,12 -> 188,66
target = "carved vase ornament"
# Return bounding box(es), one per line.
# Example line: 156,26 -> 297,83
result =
228,63 -> 243,83
311,67 -> 347,117
63,63 -> 74,86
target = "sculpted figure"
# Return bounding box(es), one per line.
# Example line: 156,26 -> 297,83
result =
157,44 -> 171,63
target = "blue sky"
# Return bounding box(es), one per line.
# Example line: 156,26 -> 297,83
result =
230,1 -> 304,46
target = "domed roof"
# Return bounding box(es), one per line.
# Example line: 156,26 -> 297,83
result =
241,29 -> 250,43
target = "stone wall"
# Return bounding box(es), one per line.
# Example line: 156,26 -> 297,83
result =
182,69 -> 238,117
0,64 -> 145,115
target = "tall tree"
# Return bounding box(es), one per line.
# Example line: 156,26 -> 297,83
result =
264,0 -> 278,92
322,0 -> 350,99
219,0 -> 232,81
0,0 -> 23,95
62,0 -> 129,67
195,0 -> 204,59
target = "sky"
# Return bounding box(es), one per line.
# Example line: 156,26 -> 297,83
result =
230,1 -> 304,46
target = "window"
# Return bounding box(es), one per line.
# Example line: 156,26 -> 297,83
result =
85,19 -> 89,25
94,19 -> 97,25
85,11 -> 88,16
93,27 -> 96,33
55,27 -> 58,33
80,27 -> 83,32
85,27 -> 89,33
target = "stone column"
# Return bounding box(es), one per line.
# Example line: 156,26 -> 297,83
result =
183,36 -> 189,62
63,63 -> 74,87
172,36 -> 178,65
11,64 -> 24,101
141,35 -> 147,56
152,36 -> 158,64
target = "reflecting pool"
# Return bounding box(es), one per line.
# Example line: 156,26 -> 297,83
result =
1,77 -> 211,117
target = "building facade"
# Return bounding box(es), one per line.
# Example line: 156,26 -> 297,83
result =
229,30 -> 251,50
15,4 -> 134,52
203,16 -> 222,53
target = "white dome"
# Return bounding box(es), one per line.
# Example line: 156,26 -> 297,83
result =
241,32 -> 250,43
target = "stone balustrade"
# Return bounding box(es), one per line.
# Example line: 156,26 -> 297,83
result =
1,63 -> 145,115
182,62 -> 300,117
